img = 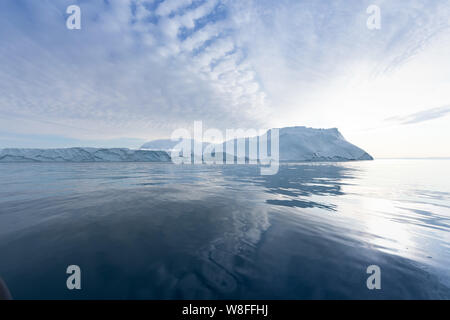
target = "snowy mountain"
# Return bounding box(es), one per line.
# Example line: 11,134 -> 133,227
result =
0,148 -> 171,162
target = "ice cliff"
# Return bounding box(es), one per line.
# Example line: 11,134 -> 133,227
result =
0,148 -> 171,162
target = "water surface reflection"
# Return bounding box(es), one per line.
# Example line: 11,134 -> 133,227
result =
0,161 -> 449,299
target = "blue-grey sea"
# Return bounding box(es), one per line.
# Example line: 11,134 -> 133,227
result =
0,160 -> 449,299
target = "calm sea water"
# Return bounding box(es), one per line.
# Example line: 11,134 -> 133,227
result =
0,160 -> 449,299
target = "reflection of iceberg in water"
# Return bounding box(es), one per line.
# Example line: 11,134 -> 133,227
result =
191,164 -> 353,297
165,180 -> 273,297
221,163 -> 356,211
198,207 -> 270,295
260,164 -> 355,207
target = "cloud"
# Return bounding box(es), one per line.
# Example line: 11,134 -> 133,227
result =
0,0 -> 449,153
0,0 -> 270,142
386,105 -> 450,125
155,0 -> 193,17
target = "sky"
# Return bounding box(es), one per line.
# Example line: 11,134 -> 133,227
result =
0,0 -> 449,158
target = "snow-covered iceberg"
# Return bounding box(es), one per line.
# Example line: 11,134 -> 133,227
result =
274,126 -> 373,161
0,127 -> 372,163
0,148 -> 171,162
141,126 -> 373,162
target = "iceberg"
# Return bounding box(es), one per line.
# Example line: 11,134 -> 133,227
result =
0,147 -> 171,163
0,127 -> 372,163
274,126 -> 373,161
142,126 -> 373,162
